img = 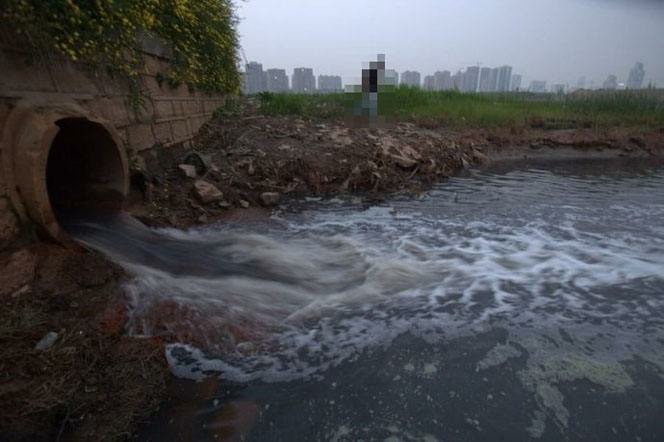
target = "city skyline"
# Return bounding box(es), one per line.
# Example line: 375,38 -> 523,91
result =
243,60 -> 650,94
236,0 -> 664,89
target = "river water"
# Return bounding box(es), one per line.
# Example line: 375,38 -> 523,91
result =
67,158 -> 664,441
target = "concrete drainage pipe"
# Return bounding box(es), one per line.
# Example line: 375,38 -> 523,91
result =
1,103 -> 129,241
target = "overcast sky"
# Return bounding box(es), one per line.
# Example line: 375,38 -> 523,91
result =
236,0 -> 664,88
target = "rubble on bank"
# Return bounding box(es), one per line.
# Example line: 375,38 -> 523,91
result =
131,110 -> 663,228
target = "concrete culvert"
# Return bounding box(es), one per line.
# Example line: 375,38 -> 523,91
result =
47,118 -> 127,226
2,104 -> 129,241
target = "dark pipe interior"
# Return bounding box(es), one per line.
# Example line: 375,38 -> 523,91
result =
46,118 -> 125,227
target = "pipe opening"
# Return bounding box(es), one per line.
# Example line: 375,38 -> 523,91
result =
46,118 -> 126,228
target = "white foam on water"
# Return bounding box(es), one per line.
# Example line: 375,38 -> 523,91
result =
159,200 -> 664,382
70,166 -> 664,386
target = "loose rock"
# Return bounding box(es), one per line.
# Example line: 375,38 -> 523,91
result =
260,192 -> 280,207
236,342 -> 255,354
193,180 -> 224,204
34,331 -> 58,351
392,155 -> 418,169
178,164 -> 197,178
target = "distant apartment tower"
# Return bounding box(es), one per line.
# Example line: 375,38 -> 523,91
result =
461,66 -> 480,92
292,67 -> 316,93
479,67 -> 492,92
434,70 -> 453,90
511,74 -> 522,91
576,76 -> 586,90
452,71 -> 464,91
488,68 -> 500,92
627,62 -> 645,89
530,80 -> 547,93
401,71 -> 421,88
245,62 -> 266,94
603,74 -> 618,90
265,69 -> 289,92
551,83 -> 566,94
318,75 -> 343,93
496,66 -> 512,92
385,69 -> 399,87
423,75 -> 436,90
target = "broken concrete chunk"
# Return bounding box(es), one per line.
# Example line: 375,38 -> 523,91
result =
391,155 -> 418,169
35,331 -> 58,351
193,180 -> 224,204
178,164 -> 197,178
260,192 -> 281,207
239,200 -> 250,208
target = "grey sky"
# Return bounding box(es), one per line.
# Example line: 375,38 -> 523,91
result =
236,0 -> 664,88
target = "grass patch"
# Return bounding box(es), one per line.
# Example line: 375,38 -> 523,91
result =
256,87 -> 664,129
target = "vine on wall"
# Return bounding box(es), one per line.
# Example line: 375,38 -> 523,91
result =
1,0 -> 241,94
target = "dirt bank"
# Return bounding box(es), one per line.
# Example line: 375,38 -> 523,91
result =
131,107 -> 664,229
0,242 -> 168,441
2,105 -> 663,440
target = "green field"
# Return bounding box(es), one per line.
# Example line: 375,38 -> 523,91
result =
256,87 -> 664,129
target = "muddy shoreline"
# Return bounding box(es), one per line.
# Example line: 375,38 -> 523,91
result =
131,111 -> 664,229
2,112 -> 663,440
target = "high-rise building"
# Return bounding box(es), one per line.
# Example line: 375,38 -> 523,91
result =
423,75 -> 435,90
576,76 -> 586,90
434,70 -> 453,90
627,62 -> 645,89
265,68 -> 289,92
551,83 -> 566,94
385,69 -> 399,87
479,67 -> 492,92
452,70 -> 464,90
530,80 -> 547,93
462,66 -> 480,92
488,68 -> 499,92
603,74 -> 618,90
317,75 -> 343,93
511,74 -> 522,91
245,62 -> 266,94
496,65 -> 512,92
401,71 -> 421,87
292,67 -> 316,93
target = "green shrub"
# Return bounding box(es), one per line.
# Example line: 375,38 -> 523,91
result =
1,0 -> 241,93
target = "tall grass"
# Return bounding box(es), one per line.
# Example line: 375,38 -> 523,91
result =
256,87 -> 664,129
